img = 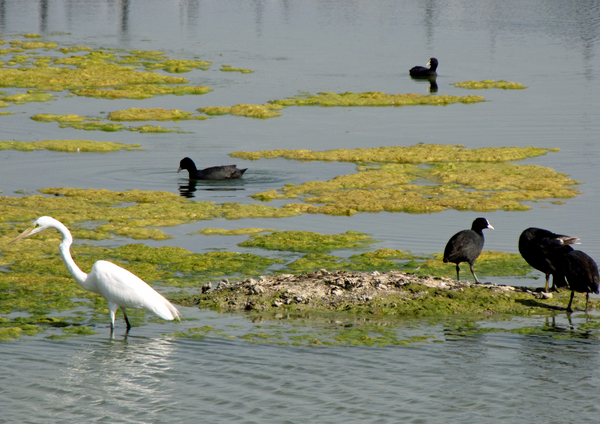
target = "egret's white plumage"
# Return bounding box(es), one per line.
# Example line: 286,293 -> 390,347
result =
9,216 -> 180,331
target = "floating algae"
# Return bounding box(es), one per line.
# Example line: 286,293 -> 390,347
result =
221,64 -> 254,73
58,46 -> 92,54
108,107 -> 206,122
31,113 -> 184,133
197,91 -> 484,122
268,91 -> 485,107
31,114 -> 86,123
0,91 -> 55,103
0,39 -> 214,100
0,139 -> 141,152
0,187 -> 302,242
196,228 -> 277,236
231,144 -> 555,163
198,104 -> 284,119
153,59 -> 212,73
20,41 -> 58,50
72,84 -> 212,100
452,80 -> 527,90
234,145 -> 580,215
0,61 -> 187,91
239,230 -> 376,253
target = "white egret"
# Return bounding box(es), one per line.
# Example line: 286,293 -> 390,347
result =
9,216 -> 181,331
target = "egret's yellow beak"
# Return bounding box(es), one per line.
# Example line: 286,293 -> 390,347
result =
8,224 -> 37,245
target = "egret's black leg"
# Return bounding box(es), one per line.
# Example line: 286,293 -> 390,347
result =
121,307 -> 132,329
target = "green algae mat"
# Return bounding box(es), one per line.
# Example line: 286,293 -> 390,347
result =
0,184 -> 582,342
233,144 -> 579,215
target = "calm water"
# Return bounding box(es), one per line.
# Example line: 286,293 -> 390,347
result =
1,0 -> 600,422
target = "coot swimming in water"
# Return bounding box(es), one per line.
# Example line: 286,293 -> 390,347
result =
443,217 -> 494,283
561,250 -> 599,313
518,227 -> 579,292
178,157 -> 247,180
409,58 -> 438,78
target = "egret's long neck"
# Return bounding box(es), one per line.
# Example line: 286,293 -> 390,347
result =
55,222 -> 89,288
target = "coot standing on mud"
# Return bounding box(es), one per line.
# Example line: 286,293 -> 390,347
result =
443,218 -> 494,283
409,58 -> 438,78
518,227 -> 579,292
561,250 -> 600,313
178,157 -> 247,180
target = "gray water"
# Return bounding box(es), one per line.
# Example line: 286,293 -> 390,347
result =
1,0 -> 600,422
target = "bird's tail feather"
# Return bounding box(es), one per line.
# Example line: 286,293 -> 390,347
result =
151,295 -> 181,321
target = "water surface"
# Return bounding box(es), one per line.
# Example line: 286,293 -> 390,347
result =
1,0 -> 600,422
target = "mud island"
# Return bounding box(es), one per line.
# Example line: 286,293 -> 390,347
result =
179,269 -> 594,317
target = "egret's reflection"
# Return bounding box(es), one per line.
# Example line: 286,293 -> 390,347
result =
50,335 -> 178,419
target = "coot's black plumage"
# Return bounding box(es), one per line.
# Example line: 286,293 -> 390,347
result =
443,218 -> 494,283
178,157 -> 247,180
409,58 -> 438,78
561,250 -> 599,313
518,227 -> 579,292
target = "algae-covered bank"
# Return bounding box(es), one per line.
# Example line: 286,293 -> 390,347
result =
179,269 -> 595,318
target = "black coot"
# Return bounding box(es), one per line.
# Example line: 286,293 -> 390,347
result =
561,250 -> 599,313
178,157 -> 247,180
409,58 -> 438,78
443,217 -> 494,283
518,227 -> 579,292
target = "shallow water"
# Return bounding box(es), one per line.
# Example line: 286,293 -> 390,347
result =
1,0 -> 600,422
3,310 -> 600,423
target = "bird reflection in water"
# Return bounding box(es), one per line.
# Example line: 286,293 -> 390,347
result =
428,78 -> 438,93
409,57 -> 438,92
178,180 -> 245,198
